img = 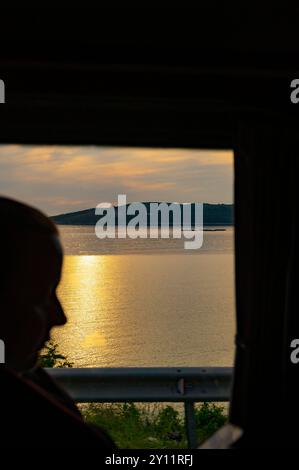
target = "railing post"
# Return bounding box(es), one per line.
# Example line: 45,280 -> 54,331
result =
184,401 -> 198,449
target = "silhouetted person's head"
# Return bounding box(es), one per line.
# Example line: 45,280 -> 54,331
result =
0,197 -> 67,372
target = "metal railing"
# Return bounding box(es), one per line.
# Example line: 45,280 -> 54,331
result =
47,367 -> 233,449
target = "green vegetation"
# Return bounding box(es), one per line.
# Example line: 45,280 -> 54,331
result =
39,342 -> 227,448
81,402 -> 227,449
38,341 -> 73,368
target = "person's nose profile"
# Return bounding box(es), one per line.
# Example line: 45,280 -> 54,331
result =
51,299 -> 67,327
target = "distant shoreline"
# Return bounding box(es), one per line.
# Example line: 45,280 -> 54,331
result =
202,228 -> 227,231
54,223 -> 233,229
51,203 -> 234,227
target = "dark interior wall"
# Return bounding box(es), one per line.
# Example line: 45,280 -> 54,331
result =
231,116 -> 299,447
1,8 -> 299,147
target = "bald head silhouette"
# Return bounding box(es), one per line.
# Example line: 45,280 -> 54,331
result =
0,197 -> 67,372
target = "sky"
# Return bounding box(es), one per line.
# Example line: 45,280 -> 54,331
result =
0,145 -> 233,216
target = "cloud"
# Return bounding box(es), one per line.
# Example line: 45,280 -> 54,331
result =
0,145 -> 233,214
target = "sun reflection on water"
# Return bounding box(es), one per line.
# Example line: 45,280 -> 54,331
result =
53,251 -> 235,368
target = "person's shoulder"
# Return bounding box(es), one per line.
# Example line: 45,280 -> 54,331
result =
24,366 -> 81,416
0,366 -> 116,449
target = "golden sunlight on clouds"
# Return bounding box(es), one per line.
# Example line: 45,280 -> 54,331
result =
0,145 -> 233,214
125,180 -> 177,191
